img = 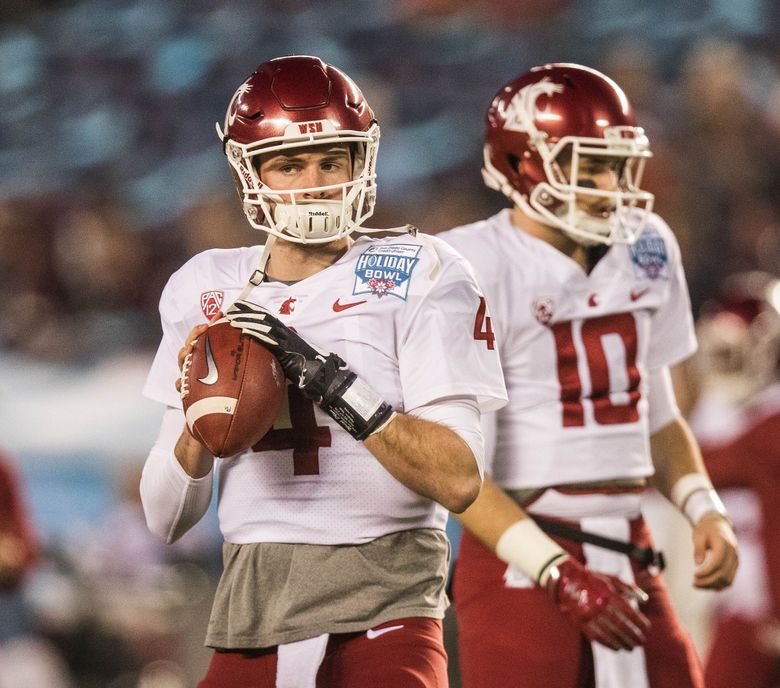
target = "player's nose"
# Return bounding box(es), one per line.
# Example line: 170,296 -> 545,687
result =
594,169 -> 619,192
300,165 -> 331,200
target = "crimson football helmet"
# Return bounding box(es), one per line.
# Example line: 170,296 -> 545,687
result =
217,56 -> 379,244
696,272 -> 780,403
482,63 -> 654,245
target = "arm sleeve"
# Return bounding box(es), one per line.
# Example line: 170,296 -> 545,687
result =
647,366 -> 681,434
139,407 -> 215,544
408,396 -> 485,478
480,410 -> 498,475
399,251 -> 507,413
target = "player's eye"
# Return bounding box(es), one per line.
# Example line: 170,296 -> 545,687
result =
582,158 -> 620,175
321,158 -> 348,172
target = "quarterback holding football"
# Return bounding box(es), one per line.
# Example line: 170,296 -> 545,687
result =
139,55 -> 506,687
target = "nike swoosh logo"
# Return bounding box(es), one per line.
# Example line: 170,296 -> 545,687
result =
333,298 -> 367,312
366,624 -> 404,640
630,288 -> 650,301
198,335 -> 219,385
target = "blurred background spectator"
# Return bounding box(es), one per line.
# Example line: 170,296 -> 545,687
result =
1,0 -> 779,684
683,272 -> 780,688
0,451 -> 37,592
0,450 -> 72,688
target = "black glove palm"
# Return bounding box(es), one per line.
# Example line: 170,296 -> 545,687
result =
226,299 -> 395,440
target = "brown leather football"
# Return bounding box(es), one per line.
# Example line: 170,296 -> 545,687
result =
181,320 -> 286,457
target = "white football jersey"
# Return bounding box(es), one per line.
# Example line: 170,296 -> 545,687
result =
144,233 -> 507,545
440,209 -> 697,489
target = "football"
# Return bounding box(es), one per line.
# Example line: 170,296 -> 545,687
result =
181,319 -> 286,457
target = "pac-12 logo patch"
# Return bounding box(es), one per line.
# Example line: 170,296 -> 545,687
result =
353,244 -> 421,300
629,229 -> 669,280
200,291 -> 224,319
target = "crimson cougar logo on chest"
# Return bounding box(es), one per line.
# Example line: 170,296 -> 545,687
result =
279,297 -> 297,315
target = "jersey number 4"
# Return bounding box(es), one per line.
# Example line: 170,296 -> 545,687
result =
552,312 -> 640,427
474,296 -> 495,350
252,386 -> 331,475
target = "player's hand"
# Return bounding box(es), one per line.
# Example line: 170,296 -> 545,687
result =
547,557 -> 650,651
176,323 -> 209,393
692,514 -> 738,590
226,299 -> 395,440
225,299 -> 342,393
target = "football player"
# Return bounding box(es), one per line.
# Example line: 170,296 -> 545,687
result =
686,272 -> 780,688
139,56 -> 506,688
439,63 -> 738,688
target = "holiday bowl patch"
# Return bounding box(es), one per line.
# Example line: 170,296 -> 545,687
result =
353,244 -> 421,299
629,229 -> 669,280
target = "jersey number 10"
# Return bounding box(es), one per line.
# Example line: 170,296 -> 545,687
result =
552,312 -> 641,427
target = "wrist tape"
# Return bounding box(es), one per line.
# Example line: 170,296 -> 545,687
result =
495,518 -> 568,587
320,371 -> 394,441
671,473 -> 728,525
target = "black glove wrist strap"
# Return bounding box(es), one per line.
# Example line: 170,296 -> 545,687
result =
319,371 -> 394,441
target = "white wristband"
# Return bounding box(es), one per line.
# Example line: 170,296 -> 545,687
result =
671,473 -> 712,509
682,488 -> 728,525
495,519 -> 568,586
670,473 -> 727,525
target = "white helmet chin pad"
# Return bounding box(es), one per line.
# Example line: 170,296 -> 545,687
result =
273,200 -> 345,241
572,213 -> 612,243
553,205 -> 613,246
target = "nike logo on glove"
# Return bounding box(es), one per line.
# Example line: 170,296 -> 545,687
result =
630,288 -> 650,302
197,334 -> 219,385
366,624 -> 404,639
333,298 -> 367,312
